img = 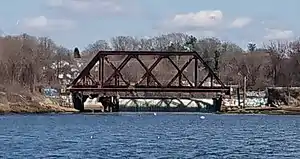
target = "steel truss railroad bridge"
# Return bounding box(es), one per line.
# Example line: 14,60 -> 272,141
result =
67,50 -> 231,112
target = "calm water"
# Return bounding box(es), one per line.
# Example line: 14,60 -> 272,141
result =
0,113 -> 299,159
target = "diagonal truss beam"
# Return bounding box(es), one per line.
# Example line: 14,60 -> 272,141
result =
103,55 -> 131,86
71,53 -> 100,85
167,56 -> 194,87
134,55 -> 162,86
135,56 -> 163,87
193,51 -> 226,87
68,50 -> 229,94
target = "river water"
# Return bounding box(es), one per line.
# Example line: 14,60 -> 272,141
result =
0,113 -> 299,159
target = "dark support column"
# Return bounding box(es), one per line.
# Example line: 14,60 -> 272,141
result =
116,96 -> 120,112
72,92 -> 84,111
213,96 -> 222,112
237,87 -> 241,106
111,96 -> 120,112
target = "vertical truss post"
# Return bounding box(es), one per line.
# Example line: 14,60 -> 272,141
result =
178,56 -> 182,86
179,70 -> 182,86
147,68 -> 150,86
210,72 -> 213,87
115,74 -> 118,86
194,57 -> 198,88
101,56 -> 104,87
98,56 -> 101,87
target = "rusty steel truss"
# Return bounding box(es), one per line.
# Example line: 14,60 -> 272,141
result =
67,51 -> 230,94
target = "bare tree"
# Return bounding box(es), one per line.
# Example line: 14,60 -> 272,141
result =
84,40 -> 111,56
1,32 -> 300,94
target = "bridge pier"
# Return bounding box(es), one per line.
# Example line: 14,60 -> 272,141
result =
99,96 -> 120,112
72,92 -> 84,111
212,95 -> 223,112
72,93 -> 120,112
112,96 -> 120,112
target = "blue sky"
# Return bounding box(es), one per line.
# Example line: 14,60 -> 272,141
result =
0,0 -> 299,49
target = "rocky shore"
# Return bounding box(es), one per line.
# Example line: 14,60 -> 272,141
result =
220,106 -> 300,115
0,91 -> 78,114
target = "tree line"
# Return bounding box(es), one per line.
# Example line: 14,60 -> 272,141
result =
0,33 -> 300,93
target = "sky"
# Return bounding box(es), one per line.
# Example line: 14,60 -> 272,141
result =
0,0 -> 299,50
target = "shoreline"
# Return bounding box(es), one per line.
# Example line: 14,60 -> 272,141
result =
0,109 -> 79,115
0,103 -> 79,115
0,111 -> 80,115
219,107 -> 300,115
0,109 -> 300,115
219,110 -> 300,115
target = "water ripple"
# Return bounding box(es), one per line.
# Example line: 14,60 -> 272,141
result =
0,113 -> 299,158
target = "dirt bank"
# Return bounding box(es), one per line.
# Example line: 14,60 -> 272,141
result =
0,91 -> 78,114
220,106 -> 300,115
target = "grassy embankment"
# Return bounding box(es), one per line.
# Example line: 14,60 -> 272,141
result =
0,91 -> 78,114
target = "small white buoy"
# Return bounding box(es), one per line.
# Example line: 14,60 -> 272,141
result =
157,136 -> 160,139
153,113 -> 157,116
200,116 -> 205,119
90,136 -> 93,139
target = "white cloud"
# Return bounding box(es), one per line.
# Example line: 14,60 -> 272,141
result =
18,16 -> 74,32
230,17 -> 252,28
158,10 -> 223,37
170,10 -> 223,30
264,28 -> 294,40
46,0 -> 122,15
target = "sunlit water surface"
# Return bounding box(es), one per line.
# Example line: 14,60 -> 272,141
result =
0,113 -> 299,159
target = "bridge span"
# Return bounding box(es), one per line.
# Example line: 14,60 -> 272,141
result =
67,50 -> 231,112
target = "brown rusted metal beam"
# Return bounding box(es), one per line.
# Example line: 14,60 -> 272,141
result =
98,57 -> 102,86
194,58 -> 198,88
98,51 -> 195,56
101,56 -> 104,86
71,53 -> 99,85
193,52 -> 226,87
167,56 -> 194,87
198,73 -> 210,87
68,87 -> 230,93
69,50 -> 230,94
134,55 -> 161,87
135,56 -> 163,87
103,55 -> 131,86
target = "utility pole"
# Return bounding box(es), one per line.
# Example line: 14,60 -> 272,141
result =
243,76 -> 247,109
